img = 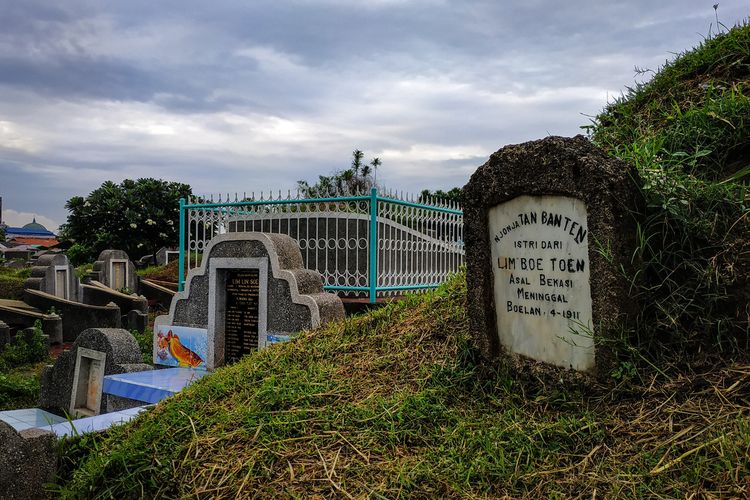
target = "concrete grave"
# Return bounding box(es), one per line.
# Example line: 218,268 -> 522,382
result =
39,328 -> 152,415
125,309 -> 149,333
155,246 -> 179,266
91,249 -> 138,292
0,301 -> 63,344
137,247 -> 178,267
18,251 -> 139,340
155,233 -> 345,369
0,421 -> 57,500
81,282 -> 148,324
24,253 -> 82,302
463,135 -> 641,374
22,290 -> 120,342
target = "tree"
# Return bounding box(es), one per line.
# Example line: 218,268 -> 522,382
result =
59,178 -> 192,265
419,187 -> 462,205
297,149 -> 380,197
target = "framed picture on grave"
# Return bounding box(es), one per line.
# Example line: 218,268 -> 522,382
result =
155,325 -> 208,370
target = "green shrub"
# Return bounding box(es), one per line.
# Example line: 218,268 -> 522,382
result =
74,263 -> 93,280
0,321 -> 50,372
0,274 -> 24,300
131,328 -> 153,364
0,371 -> 39,409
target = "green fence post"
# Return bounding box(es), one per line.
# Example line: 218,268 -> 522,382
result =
178,197 -> 185,292
368,187 -> 378,304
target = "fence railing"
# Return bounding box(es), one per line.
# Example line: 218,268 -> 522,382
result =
178,187 -> 464,303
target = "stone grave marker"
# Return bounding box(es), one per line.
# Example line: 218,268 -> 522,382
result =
154,233 -> 345,370
463,135 -> 641,373
91,249 -> 138,292
24,253 -> 82,302
39,328 -> 152,415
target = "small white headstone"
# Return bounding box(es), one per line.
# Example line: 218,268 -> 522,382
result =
488,195 -> 594,371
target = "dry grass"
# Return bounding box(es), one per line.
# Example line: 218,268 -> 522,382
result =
57,273 -> 750,498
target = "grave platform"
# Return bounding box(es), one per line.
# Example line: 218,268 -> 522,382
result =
48,406 -> 146,437
0,406 -> 147,437
0,408 -> 68,432
102,367 -> 209,404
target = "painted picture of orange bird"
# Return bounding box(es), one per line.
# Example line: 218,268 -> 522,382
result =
160,330 -> 204,368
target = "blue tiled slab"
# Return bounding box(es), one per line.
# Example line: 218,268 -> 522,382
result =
103,367 -> 209,404
49,406 -> 148,437
0,408 -> 68,432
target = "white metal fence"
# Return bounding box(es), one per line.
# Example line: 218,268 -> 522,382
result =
179,187 -> 463,302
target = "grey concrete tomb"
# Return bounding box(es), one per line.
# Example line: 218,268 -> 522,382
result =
39,328 -> 152,415
24,253 -> 83,302
463,135 -> 642,375
0,421 -> 57,499
90,249 -> 138,292
155,233 -> 345,370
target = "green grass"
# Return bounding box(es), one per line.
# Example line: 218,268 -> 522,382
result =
586,21 -> 750,359
0,323 -> 50,410
0,266 -> 31,300
0,363 -> 45,410
57,274 -> 750,497
131,327 -> 153,364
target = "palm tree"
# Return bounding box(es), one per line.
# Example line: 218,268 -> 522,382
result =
370,157 -> 381,185
351,150 -> 364,175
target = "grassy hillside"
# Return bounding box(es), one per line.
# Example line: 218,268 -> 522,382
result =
59,274 -> 749,497
588,21 -> 750,358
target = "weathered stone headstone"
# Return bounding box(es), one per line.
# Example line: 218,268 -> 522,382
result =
91,249 -> 138,292
39,328 -> 152,415
124,309 -> 149,333
153,246 -> 179,266
154,233 -> 345,370
463,135 -> 641,373
24,253 -> 82,302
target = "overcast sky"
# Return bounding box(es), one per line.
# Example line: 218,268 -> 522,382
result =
0,1 -> 746,231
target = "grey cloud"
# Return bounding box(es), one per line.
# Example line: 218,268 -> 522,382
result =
0,0 -> 747,225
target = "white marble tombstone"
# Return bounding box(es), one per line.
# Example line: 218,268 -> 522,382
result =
488,195 -> 594,371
